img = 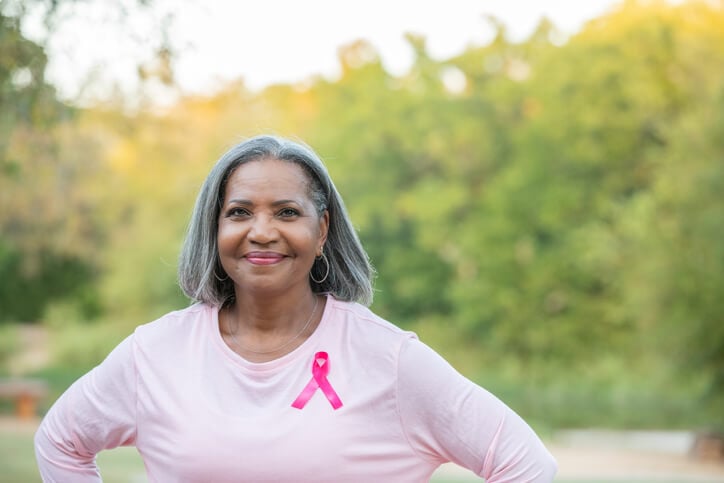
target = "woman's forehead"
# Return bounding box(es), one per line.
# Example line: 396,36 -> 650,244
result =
224,159 -> 311,197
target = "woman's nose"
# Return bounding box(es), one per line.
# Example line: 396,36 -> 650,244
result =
248,215 -> 278,244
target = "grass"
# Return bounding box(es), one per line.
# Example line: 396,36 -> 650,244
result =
1,423 -> 40,483
0,420 -> 146,483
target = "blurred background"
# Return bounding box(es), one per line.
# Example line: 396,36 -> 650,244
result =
0,0 -> 723,481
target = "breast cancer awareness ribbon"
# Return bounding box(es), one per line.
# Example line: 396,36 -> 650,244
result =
291,351 -> 343,410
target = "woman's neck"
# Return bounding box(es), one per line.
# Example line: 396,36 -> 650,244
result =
230,288 -> 318,332
220,289 -> 323,362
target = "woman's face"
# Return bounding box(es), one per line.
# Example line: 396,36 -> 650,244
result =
217,158 -> 328,297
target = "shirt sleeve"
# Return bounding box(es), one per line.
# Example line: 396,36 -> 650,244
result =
34,334 -> 138,482
396,338 -> 557,482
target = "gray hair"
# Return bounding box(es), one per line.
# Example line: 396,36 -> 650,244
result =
178,135 -> 375,307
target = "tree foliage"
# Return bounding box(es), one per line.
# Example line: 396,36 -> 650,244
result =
1,0 -> 722,426
0,7 -> 99,321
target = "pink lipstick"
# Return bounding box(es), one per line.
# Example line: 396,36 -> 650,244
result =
245,252 -> 285,265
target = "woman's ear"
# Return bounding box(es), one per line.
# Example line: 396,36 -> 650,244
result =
318,210 -> 330,256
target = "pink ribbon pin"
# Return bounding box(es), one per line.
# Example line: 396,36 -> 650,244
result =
291,351 -> 343,410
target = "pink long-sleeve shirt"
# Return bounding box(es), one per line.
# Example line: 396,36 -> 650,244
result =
35,295 -> 557,482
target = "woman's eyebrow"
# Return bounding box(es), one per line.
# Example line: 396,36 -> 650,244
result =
270,199 -> 302,207
225,198 -> 253,206
225,199 -> 303,206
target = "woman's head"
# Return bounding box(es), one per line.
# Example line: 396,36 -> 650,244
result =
178,135 -> 374,307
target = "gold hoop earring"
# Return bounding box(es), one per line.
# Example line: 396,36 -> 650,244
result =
310,252 -> 330,284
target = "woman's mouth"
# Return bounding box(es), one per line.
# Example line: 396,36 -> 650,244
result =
245,252 -> 285,265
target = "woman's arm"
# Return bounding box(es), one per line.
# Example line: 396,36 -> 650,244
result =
397,338 -> 557,482
34,334 -> 138,482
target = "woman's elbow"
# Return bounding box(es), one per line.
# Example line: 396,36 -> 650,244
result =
535,451 -> 558,482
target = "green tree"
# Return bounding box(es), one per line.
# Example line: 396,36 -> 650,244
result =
0,8 -> 98,322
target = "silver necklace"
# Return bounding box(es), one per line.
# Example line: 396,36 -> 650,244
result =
227,296 -> 319,355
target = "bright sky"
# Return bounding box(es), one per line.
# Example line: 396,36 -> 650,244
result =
28,0 -> 624,102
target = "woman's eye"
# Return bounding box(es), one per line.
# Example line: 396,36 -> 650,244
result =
227,207 -> 251,217
278,208 -> 299,218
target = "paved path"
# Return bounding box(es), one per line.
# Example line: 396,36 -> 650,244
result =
433,430 -> 724,482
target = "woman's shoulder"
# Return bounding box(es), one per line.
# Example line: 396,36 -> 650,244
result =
326,296 -> 417,342
132,302 -> 215,345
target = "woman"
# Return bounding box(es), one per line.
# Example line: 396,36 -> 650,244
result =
35,135 -> 557,481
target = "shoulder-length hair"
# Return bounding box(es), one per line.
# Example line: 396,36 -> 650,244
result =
178,135 -> 375,307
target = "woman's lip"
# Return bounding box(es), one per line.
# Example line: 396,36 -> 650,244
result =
245,252 -> 285,265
